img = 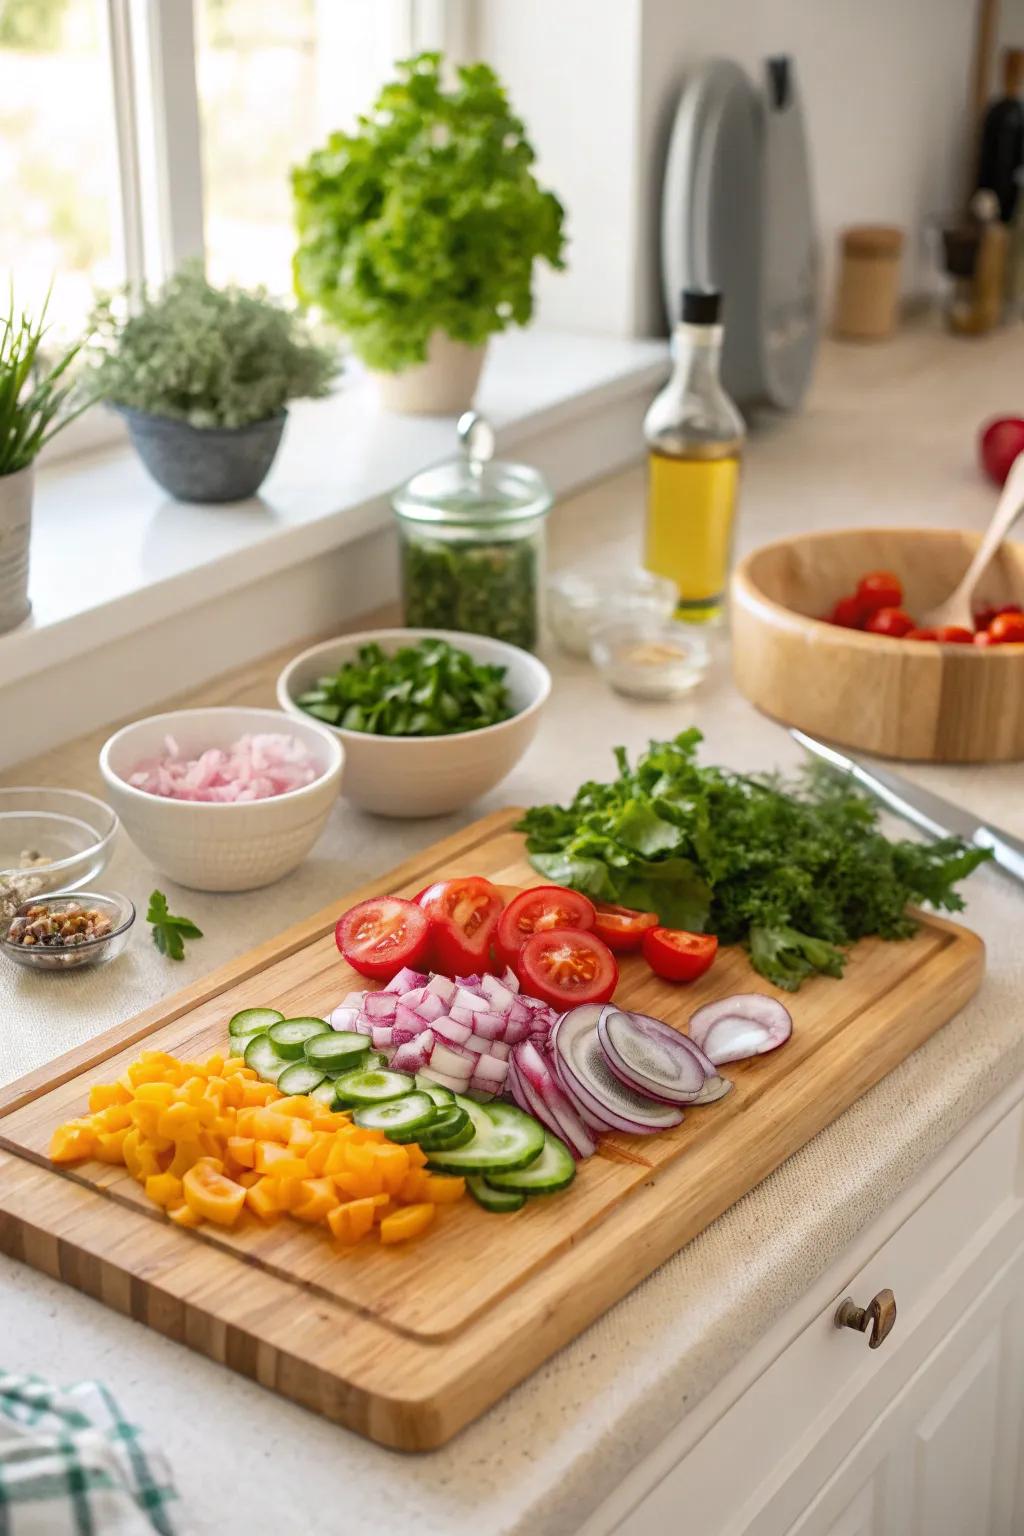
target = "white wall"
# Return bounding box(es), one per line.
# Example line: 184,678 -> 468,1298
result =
472,0 -> 977,338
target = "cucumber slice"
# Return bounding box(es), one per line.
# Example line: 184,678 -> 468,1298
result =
228,1006 -> 283,1039
267,1017 -> 331,1059
277,1062 -> 327,1097
244,1033 -> 288,1084
304,1031 -> 369,1073
468,1175 -> 526,1213
415,1074 -> 455,1106
228,1030 -> 267,1059
414,1104 -> 470,1150
363,1051 -> 390,1071
426,1098 -> 545,1174
353,1091 -> 436,1135
310,1080 -> 339,1108
332,1068 -> 415,1107
485,1132 -> 576,1194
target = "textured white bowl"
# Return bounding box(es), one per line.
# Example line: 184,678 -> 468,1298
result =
276,629 -> 551,818
98,707 -> 344,892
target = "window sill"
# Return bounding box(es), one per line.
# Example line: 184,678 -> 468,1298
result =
2,328 -> 667,767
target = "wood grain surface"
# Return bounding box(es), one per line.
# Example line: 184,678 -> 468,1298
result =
0,812 -> 986,1449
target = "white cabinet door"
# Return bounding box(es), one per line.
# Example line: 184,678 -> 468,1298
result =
784,1239 -> 1024,1536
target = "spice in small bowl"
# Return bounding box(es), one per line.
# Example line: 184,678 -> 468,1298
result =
547,569 -> 678,658
589,619 -> 710,700
2,891 -> 135,972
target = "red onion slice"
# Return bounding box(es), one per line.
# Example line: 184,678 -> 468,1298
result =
689,1072 -> 733,1104
551,1007 -> 684,1135
513,1041 -> 597,1159
688,993 -> 793,1065
597,1007 -> 706,1105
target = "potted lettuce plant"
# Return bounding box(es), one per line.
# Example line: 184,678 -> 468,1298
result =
89,264 -> 336,502
0,292 -> 87,634
292,52 -> 566,414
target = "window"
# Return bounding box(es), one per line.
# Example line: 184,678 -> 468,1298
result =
0,0 -> 456,462
0,0 -> 124,333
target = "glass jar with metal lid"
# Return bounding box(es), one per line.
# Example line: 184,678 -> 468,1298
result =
391,412 -> 552,653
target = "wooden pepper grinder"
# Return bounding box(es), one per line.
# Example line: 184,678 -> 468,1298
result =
833,226 -> 905,340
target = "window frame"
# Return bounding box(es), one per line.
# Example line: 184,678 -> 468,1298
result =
40,0 -> 462,468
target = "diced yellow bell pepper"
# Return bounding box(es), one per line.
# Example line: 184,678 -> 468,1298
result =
50,1121 -> 97,1163
398,1168 -> 430,1202
225,1136 -> 255,1169
248,1109 -> 295,1143
167,1202 -> 203,1228
303,1133 -> 333,1176
375,1144 -> 410,1196
182,1161 -> 245,1226
291,1177 -> 339,1223
156,1101 -> 200,1140
88,1082 -> 130,1112
423,1174 -> 465,1205
144,1172 -> 184,1208
327,1197 -> 378,1245
272,1096 -> 315,1120
133,1081 -> 176,1107
94,1128 -> 129,1164
245,1177 -> 281,1221
405,1143 -> 429,1169
380,1202 -> 435,1244
253,1142 -> 307,1179
287,1120 -> 316,1152
167,1139 -> 203,1179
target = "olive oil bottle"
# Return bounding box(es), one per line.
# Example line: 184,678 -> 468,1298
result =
643,289 -> 745,623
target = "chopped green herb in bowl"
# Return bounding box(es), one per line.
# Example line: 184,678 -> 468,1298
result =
296,638 -> 513,738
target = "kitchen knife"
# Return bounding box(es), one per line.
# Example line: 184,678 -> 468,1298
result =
789,728 -> 1024,886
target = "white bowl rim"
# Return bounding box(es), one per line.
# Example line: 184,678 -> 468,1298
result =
276,627 -> 553,746
98,706 -> 344,812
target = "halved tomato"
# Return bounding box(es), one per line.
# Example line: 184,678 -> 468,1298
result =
335,897 -> 431,981
642,927 -> 718,983
494,885 -> 595,969
516,927 -> 618,1010
592,901 -> 659,954
416,876 -> 505,976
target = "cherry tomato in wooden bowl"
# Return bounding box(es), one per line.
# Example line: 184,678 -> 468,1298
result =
980,417 -> 1024,487
935,626 -> 974,644
494,885 -> 594,970
592,901 -> 659,954
335,896 -> 431,981
866,607 -> 915,638
988,611 -> 1024,644
416,876 -> 505,975
641,927 -> 718,983
856,570 -> 903,614
515,927 -> 618,1010
904,627 -> 938,641
828,594 -> 869,629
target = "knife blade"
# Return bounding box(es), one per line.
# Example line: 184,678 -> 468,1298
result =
789,728 -> 1024,886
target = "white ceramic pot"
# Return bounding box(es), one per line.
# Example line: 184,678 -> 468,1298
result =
276,628 -> 551,818
373,333 -> 487,415
99,707 -> 344,892
0,462 -> 33,633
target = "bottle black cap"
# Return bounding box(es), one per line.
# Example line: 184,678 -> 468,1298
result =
681,288 -> 722,325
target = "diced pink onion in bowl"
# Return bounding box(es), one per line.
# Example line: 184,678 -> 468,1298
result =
125,732 -> 322,802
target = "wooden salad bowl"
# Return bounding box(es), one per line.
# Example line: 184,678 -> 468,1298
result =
731,527 -> 1024,763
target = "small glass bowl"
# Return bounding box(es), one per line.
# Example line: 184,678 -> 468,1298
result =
0,789 -> 120,923
547,569 -> 677,658
2,890 -> 135,973
589,619 -> 710,700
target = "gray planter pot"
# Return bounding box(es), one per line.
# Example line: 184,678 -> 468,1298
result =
116,406 -> 287,503
0,462 -> 33,634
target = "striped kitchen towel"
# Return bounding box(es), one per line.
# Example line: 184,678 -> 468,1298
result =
0,1373 -> 184,1536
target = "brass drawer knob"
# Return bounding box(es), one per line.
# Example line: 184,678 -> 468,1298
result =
834,1288 -> 897,1349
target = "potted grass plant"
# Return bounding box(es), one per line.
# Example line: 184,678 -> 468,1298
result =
292,51 -> 566,414
89,263 -> 336,503
0,292 -> 87,634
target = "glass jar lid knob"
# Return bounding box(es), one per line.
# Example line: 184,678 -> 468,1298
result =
457,410 -> 496,482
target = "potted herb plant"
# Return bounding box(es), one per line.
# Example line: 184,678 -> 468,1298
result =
0,292 -> 86,634
292,51 -> 566,414
89,264 -> 336,503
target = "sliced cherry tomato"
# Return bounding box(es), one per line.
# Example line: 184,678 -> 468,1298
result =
987,611 -> 1024,643
974,630 -> 996,647
592,901 -> 659,954
829,594 -> 868,629
516,928 -> 618,1009
935,625 -> 974,644
866,606 -> 914,638
335,897 -> 431,981
494,885 -> 595,969
416,876 -> 505,975
856,570 -> 903,613
642,927 -> 718,983
904,627 -> 938,641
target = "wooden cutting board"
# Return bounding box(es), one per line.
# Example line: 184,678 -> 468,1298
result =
0,809 -> 985,1450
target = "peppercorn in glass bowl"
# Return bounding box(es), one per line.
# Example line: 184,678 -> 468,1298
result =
2,891 -> 135,972
0,788 -> 119,926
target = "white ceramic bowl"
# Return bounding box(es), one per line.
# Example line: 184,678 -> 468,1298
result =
276,629 -> 551,818
98,707 -> 344,892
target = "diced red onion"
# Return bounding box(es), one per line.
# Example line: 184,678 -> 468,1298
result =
363,992 -> 398,1020
470,1010 -> 505,1039
383,967 -> 428,995
481,975 -> 514,1012
473,1054 -> 509,1086
489,1040 -> 510,1062
454,987 -> 490,1013
501,967 -> 520,994
430,1042 -> 473,1079
419,1067 -> 469,1093
412,992 -> 446,1024
426,974 -> 457,1003
390,1030 -> 435,1072
370,1025 -> 393,1050
329,1004 -> 360,1031
433,1016 -> 472,1047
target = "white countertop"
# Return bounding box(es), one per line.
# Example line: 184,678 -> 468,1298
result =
3,321 -> 1024,1536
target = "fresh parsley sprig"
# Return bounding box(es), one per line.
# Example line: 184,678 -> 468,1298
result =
146,889 -> 203,962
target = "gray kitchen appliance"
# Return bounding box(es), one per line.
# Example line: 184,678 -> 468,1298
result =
661,55 -> 818,410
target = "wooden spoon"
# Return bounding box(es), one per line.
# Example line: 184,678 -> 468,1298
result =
922,454 -> 1024,629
